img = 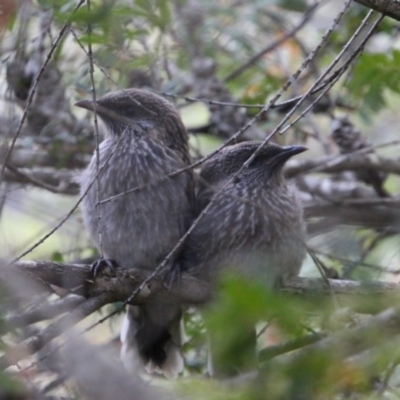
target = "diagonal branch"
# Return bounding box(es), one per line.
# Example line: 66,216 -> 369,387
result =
354,0 -> 400,21
3,295 -> 84,332
0,293 -> 110,370
224,3 -> 319,82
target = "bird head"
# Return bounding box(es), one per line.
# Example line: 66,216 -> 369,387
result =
75,89 -> 188,149
201,141 -> 307,186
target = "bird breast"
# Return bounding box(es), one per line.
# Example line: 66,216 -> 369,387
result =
80,136 -> 191,270
188,181 -> 306,286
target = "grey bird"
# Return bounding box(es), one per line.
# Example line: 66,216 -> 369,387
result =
76,89 -> 194,378
182,141 -> 307,374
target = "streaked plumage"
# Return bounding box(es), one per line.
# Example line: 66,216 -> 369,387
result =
184,141 -> 307,286
182,141 -> 307,376
77,89 -> 194,377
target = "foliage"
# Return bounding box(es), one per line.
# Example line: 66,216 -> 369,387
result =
348,50 -> 400,117
1,0 -> 400,399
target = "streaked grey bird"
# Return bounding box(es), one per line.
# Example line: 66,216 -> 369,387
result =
76,89 -> 194,378
182,141 -> 307,375
185,141 -> 307,284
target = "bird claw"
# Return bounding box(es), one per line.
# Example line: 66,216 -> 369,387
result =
90,258 -> 118,278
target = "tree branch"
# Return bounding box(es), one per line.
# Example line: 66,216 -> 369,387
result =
3,295 -> 84,332
353,0 -> 400,21
4,152 -> 400,194
4,165 -> 79,194
291,306 -> 400,359
5,259 -> 212,304
4,260 -> 400,310
1,259 -> 399,371
286,152 -> 400,177
0,293 -> 110,370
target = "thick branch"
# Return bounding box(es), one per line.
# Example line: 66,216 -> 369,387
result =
2,260 -> 400,370
296,176 -> 400,233
6,260 -> 211,304
353,0 -> 400,21
4,152 -> 400,194
259,332 -> 325,362
291,306 -> 400,359
5,260 -> 400,308
282,276 -> 399,295
285,153 -> 400,178
3,166 -> 79,194
305,201 -> 400,235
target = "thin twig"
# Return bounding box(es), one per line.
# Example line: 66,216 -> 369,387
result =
0,293 -> 110,370
3,296 -> 84,333
224,3 -> 319,82
0,0 -> 85,184
259,332 -> 326,362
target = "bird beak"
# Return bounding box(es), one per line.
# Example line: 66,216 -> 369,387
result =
272,145 -> 308,165
74,99 -> 132,126
74,99 -> 95,111
281,145 -> 308,157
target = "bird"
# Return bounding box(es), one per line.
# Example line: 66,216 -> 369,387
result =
181,141 -> 307,375
76,88 -> 194,378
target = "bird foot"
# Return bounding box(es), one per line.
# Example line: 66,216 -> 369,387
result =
90,258 -> 118,278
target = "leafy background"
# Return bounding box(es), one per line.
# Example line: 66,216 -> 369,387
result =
1,0 -> 400,398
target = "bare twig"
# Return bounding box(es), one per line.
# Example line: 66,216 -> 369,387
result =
224,3 -> 319,82
4,295 -> 84,332
3,166 -> 79,194
0,293 -> 110,370
0,0 -> 86,183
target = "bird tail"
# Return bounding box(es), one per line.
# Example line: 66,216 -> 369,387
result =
120,304 -> 184,379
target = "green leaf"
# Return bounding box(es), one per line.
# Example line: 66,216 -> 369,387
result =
278,0 -> 308,12
203,274 -> 312,375
37,0 -> 72,8
79,32 -> 110,45
51,251 -> 64,262
131,0 -> 171,31
68,4 -> 112,26
348,50 -> 400,116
